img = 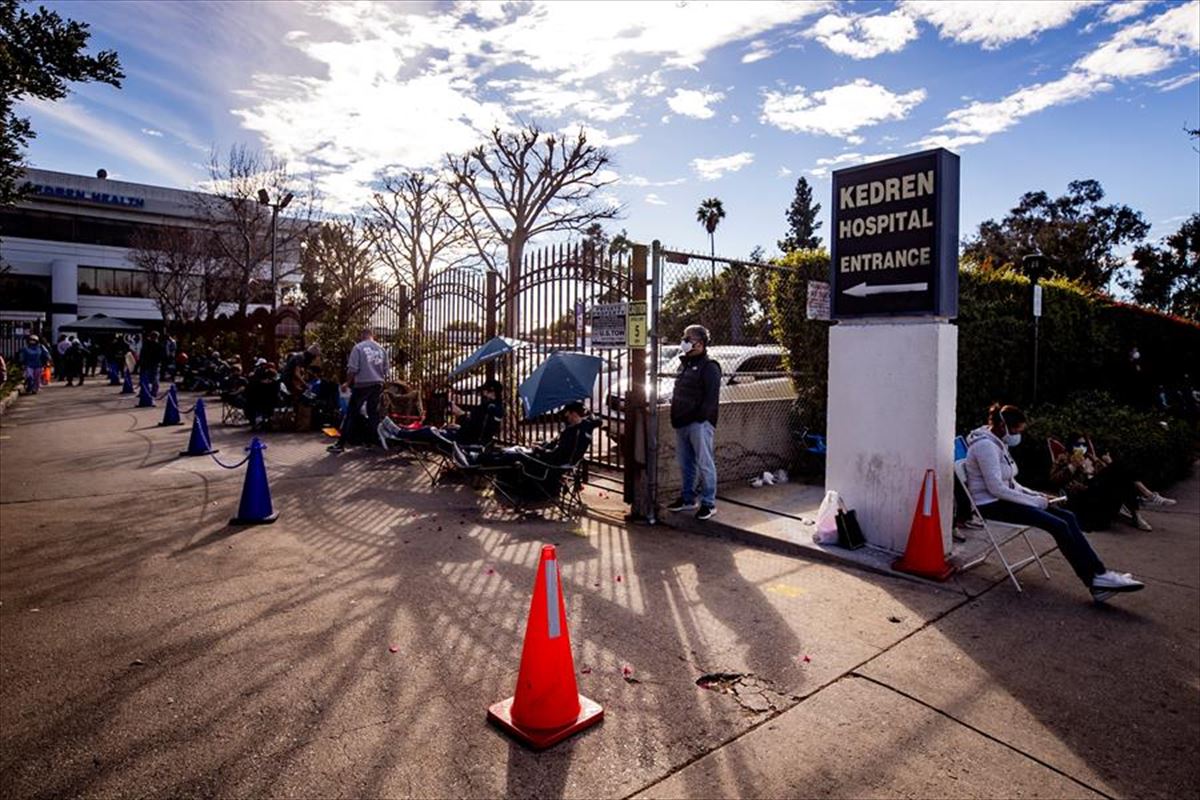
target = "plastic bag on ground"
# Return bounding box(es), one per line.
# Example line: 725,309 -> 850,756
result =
813,490 -> 841,544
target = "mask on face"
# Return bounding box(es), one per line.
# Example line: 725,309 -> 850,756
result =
679,339 -> 694,356
1073,444 -> 1087,456
1004,433 -> 1022,447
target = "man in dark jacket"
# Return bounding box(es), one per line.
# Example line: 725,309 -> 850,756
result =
667,324 -> 721,520
138,331 -> 165,396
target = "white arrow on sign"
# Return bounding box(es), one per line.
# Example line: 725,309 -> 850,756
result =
842,281 -> 928,297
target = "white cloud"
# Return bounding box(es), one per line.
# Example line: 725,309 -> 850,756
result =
228,1 -> 830,209
623,175 -> 686,187
900,1 -> 1092,49
806,151 -> 898,178
760,79 -> 926,141
1075,1 -> 1200,78
560,122 -> 640,147
1099,1 -> 1153,25
141,128 -> 164,137
742,41 -> 775,63
916,2 -> 1200,150
804,10 -> 919,59
730,114 -> 741,123
1154,71 -> 1200,91
666,88 -> 725,119
777,166 -> 793,177
917,71 -> 1108,149
24,99 -> 197,188
691,151 -> 755,181
644,193 -> 667,205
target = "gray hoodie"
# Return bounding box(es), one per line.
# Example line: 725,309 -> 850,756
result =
964,425 -> 1048,509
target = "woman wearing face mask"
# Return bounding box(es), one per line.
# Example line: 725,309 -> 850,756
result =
964,404 -> 1144,603
1050,433 -> 1165,532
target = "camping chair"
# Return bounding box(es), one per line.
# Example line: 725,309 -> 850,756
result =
1048,437 -> 1067,462
953,435 -> 1052,592
469,418 -> 601,519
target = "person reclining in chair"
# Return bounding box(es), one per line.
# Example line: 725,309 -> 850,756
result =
456,401 -> 596,472
381,379 -> 504,452
965,403 -> 1145,604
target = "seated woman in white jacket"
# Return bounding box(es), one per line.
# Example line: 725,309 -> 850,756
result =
965,403 -> 1144,603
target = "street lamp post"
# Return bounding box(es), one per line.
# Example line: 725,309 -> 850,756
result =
1023,252 -> 1049,406
257,189 -> 294,315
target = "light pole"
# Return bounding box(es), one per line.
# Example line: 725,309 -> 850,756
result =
1023,252 -> 1049,406
257,189 -> 294,315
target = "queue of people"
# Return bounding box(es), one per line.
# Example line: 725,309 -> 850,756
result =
963,404 -> 1147,603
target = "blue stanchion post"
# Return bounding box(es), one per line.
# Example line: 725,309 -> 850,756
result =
230,437 -> 278,525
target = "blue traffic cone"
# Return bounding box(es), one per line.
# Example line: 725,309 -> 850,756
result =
158,385 -> 183,426
120,370 -> 134,394
108,363 -> 120,385
230,437 -> 278,525
136,380 -> 155,407
180,397 -> 218,456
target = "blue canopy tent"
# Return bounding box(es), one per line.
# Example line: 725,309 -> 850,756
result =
448,336 -> 525,379
519,351 -> 603,419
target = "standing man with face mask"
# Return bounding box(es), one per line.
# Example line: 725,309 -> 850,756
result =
666,324 -> 721,520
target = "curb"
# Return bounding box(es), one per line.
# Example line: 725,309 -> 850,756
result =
0,388 -> 20,417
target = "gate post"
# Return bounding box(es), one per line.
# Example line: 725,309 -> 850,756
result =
625,244 -> 649,516
485,271 -> 498,383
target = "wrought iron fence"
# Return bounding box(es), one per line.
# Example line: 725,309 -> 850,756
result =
372,241 -> 634,470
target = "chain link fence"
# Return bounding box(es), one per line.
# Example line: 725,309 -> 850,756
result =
652,246 -> 828,500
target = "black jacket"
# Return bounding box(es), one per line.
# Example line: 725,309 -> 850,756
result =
458,399 -> 504,446
534,417 -> 600,466
670,352 -> 721,429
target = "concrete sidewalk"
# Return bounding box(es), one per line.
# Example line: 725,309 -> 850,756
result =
1,383 -> 1196,799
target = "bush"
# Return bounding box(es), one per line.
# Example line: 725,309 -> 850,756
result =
766,249 -> 831,433
1027,391 -> 1196,489
956,267 -> 1200,426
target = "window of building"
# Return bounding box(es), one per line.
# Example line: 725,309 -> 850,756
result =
77,267 -> 96,294
79,267 -> 150,298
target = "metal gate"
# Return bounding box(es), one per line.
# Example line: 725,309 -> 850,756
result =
375,242 -> 641,472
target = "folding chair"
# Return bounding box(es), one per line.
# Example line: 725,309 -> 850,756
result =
221,400 -> 247,426
953,435 -> 1052,592
468,418 -> 601,519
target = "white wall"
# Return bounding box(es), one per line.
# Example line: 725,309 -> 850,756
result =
825,321 -> 957,554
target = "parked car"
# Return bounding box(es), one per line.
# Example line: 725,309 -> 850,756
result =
599,345 -> 798,441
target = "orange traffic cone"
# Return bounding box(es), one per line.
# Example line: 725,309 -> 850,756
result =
488,545 -> 603,749
893,469 -> 953,581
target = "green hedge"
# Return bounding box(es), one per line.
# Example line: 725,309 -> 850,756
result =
956,268 -> 1200,427
766,250 -> 831,434
764,257 -> 1199,485
1027,391 -> 1194,489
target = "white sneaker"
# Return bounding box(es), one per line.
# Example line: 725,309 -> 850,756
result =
750,477 -> 765,488
1091,570 -> 1145,592
1118,505 -> 1134,520
761,471 -> 777,486
1133,514 -> 1153,532
1091,589 -> 1115,603
1145,492 -> 1176,507
774,469 -> 789,484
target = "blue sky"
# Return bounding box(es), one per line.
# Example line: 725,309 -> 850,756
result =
20,0 -> 1200,265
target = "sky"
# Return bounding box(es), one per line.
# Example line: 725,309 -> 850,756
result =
19,0 -> 1200,266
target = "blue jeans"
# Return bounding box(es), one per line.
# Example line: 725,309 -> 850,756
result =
978,500 -> 1106,587
675,421 -> 717,507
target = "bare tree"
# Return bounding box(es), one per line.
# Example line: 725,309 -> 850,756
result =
198,145 -> 317,320
447,124 -> 620,336
296,218 -> 384,377
128,224 -> 225,329
365,171 -> 473,298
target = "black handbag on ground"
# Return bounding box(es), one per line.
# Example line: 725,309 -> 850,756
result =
836,507 -> 866,550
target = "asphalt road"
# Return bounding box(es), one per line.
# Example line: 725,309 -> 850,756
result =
1,383 -> 1196,799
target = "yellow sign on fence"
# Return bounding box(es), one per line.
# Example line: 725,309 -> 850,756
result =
626,301 -> 647,348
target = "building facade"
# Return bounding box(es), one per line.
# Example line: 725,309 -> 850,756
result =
0,167 -> 292,357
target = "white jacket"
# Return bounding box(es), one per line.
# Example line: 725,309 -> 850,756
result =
964,426 -> 1047,509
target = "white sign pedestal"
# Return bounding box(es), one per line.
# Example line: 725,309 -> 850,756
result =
825,320 -> 957,553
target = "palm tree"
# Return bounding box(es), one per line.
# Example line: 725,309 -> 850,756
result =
696,197 -> 725,283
